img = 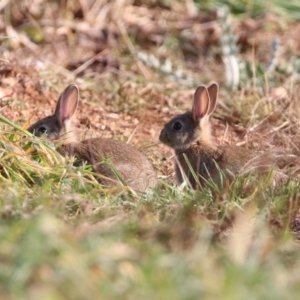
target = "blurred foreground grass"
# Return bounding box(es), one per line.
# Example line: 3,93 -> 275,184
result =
2,0 -> 300,299
0,119 -> 300,300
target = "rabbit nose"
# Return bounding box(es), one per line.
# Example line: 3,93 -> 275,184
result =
159,130 -> 163,141
159,128 -> 167,143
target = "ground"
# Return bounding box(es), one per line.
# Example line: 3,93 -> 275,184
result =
2,1 -> 300,177
1,1 -> 300,299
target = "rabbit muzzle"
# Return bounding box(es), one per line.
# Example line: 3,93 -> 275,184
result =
159,128 -> 170,146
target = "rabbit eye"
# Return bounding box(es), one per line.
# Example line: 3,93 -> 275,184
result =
38,126 -> 47,135
172,121 -> 182,131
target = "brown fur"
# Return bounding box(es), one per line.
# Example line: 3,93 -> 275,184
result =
28,84 -> 157,192
58,138 -> 157,191
159,82 -> 294,189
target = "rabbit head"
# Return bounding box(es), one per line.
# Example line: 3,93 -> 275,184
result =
159,82 -> 218,151
27,84 -> 79,143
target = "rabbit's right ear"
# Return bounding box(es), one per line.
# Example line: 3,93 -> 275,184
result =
192,86 -> 210,122
55,84 -> 79,125
207,82 -> 218,115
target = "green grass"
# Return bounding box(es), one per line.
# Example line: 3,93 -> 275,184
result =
196,0 -> 300,20
2,0 -> 300,299
0,119 -> 300,299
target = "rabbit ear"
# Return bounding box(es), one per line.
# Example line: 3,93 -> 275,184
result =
207,82 -> 218,115
192,86 -> 210,122
55,84 -> 79,125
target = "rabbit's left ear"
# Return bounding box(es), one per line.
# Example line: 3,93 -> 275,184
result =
55,84 -> 79,126
192,86 -> 210,122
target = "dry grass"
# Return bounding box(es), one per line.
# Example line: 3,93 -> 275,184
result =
1,0 -> 300,299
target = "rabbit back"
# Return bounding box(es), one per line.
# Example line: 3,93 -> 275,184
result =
58,137 -> 157,192
174,144 -> 252,188
174,144 -> 288,189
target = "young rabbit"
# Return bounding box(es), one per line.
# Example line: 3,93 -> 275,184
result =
27,84 -> 157,192
159,82 -> 294,189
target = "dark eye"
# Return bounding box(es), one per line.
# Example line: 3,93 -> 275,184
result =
38,126 -> 47,135
172,121 -> 182,131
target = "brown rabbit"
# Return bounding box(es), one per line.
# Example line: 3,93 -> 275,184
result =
28,84 -> 157,192
159,82 -> 295,189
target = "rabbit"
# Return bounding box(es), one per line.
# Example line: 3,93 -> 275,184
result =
159,82 -> 296,189
27,84 -> 157,192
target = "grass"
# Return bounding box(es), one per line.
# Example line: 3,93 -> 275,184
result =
2,0 -> 300,299
0,120 -> 300,300
196,0 -> 300,20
